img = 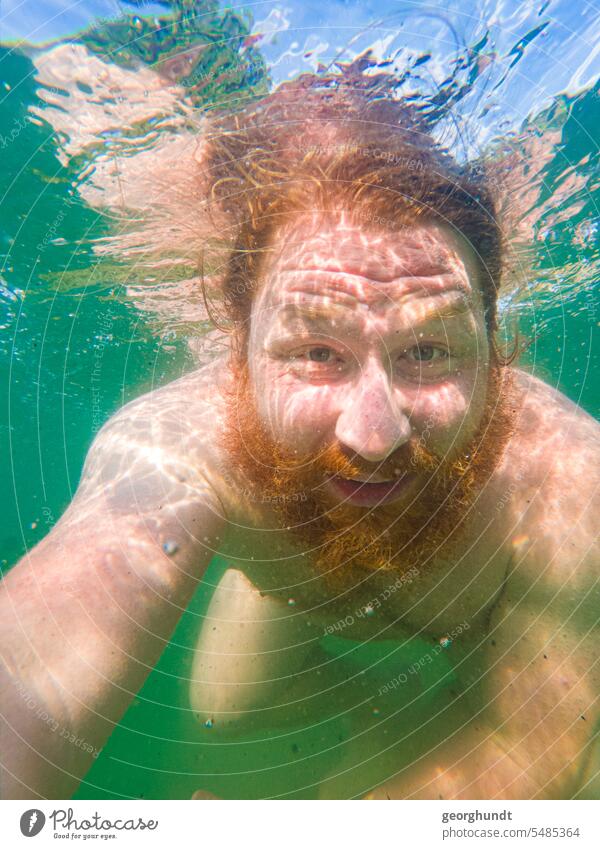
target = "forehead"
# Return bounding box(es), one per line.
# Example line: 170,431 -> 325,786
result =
256,211 -> 481,317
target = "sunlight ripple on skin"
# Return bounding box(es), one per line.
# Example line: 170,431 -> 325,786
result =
248,213 -> 488,470
1,57 -> 599,803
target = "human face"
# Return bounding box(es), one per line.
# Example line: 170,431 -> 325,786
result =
246,211 -> 491,509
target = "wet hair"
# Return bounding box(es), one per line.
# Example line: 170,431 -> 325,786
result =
200,69 -> 505,359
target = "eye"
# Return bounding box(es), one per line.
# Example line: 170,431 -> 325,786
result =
289,345 -> 346,377
396,344 -> 451,381
405,344 -> 447,362
307,347 -> 335,362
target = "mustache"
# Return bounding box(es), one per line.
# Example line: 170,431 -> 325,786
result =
274,437 -> 441,481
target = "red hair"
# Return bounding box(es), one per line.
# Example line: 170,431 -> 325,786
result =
199,68 -> 505,358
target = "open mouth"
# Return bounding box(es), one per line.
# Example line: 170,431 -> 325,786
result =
327,473 -> 414,507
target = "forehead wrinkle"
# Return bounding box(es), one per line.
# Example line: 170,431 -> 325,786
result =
268,288 -> 475,344
273,248 -> 458,286
255,216 -> 485,335
271,268 -> 473,311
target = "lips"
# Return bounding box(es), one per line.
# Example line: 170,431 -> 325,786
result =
328,474 -> 414,507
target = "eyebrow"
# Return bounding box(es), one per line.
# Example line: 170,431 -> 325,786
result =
277,289 -> 475,328
419,292 -> 474,320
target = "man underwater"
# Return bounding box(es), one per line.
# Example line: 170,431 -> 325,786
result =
1,74 -> 599,800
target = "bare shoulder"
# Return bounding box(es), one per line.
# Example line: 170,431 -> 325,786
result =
74,354 -> 230,515
512,367 -> 599,446
499,368 -> 599,590
500,368 -> 599,491
102,353 -> 228,432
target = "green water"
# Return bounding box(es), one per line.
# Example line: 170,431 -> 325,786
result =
1,1 -> 598,799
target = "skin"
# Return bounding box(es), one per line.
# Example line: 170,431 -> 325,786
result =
0,214 -> 598,800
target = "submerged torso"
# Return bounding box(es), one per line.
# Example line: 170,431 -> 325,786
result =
86,352 -> 599,797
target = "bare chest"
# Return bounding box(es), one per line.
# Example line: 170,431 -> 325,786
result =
214,502 -> 510,642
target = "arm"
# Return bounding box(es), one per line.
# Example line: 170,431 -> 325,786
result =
189,567 -> 323,730
0,396 -> 226,799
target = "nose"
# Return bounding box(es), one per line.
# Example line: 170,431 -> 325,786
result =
334,356 -> 412,462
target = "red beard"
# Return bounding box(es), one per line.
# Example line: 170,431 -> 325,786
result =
220,359 -> 517,590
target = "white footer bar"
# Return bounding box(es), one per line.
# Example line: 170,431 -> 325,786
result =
1,799 -> 598,848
